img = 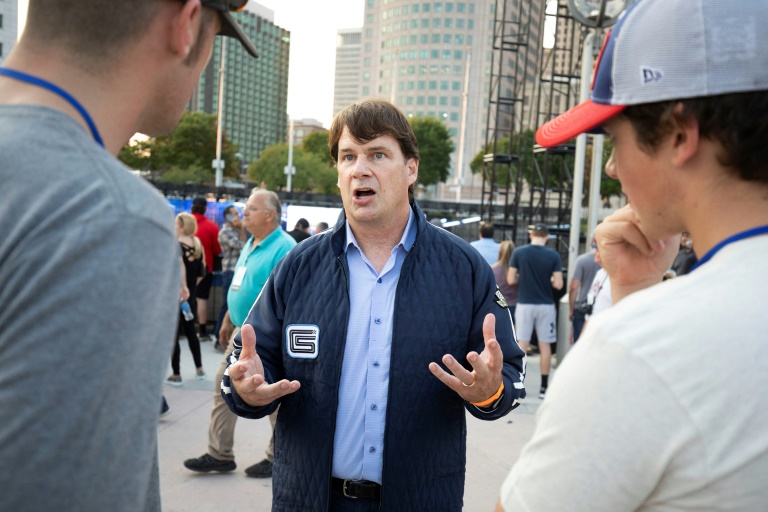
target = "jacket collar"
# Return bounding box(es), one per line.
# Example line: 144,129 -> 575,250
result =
330,201 -> 427,257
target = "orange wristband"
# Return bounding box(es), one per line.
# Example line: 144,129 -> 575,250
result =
471,381 -> 505,408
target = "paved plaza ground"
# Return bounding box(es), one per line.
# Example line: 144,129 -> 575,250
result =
159,338 -> 548,512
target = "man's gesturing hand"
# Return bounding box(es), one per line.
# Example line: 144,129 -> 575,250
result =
428,313 -> 504,404
228,324 -> 300,407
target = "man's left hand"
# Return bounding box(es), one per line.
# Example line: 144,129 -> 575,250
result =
429,313 -> 503,404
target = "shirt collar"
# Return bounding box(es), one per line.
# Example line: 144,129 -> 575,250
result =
344,208 -> 417,254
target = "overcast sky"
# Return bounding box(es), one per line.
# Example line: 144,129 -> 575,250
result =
17,0 -> 364,128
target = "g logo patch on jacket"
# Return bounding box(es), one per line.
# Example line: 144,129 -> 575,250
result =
494,288 -> 508,309
286,324 -> 320,359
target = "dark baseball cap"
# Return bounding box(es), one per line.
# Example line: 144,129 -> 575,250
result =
528,224 -> 549,235
202,0 -> 259,59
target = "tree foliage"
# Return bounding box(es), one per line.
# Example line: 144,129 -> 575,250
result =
118,112 -> 240,183
409,116 -> 455,186
302,131 -> 334,166
249,143 -> 337,193
469,130 -> 622,199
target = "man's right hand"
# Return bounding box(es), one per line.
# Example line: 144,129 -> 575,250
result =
228,324 -> 301,407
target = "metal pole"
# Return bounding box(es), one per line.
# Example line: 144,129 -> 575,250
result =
566,32 -> 595,284
455,46 -> 471,203
214,41 -> 226,188
587,133 -> 604,237
286,119 -> 294,192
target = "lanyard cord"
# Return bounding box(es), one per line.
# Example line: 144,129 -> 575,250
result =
689,225 -> 768,273
0,67 -> 104,148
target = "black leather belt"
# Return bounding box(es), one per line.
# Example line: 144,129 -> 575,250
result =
331,478 -> 381,500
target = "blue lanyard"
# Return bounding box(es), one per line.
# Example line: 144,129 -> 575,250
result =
0,67 -> 104,147
690,225 -> 768,272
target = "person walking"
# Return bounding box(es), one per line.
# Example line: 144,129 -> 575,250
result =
184,189 -> 296,478
222,99 -> 526,512
506,224 -> 564,399
191,197 -> 221,342
167,212 -> 206,385
498,0 -> 768,509
0,1 -> 259,510
213,204 -> 247,352
492,241 -> 519,321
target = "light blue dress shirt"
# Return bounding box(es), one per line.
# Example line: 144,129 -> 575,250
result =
331,210 -> 417,484
470,238 -> 500,265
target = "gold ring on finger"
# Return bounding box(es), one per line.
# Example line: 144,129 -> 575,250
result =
462,374 -> 476,387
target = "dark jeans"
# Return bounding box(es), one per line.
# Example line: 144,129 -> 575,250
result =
172,312 -> 203,374
329,487 -> 380,512
572,311 -> 586,342
213,270 -> 234,341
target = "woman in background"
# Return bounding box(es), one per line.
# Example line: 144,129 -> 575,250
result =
167,212 -> 206,385
492,241 -> 519,322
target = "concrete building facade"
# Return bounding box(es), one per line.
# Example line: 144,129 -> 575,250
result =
188,1 -> 290,170
353,0 -> 544,200
333,28 -> 362,117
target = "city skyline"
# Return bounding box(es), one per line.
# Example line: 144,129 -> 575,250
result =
16,0 -> 363,128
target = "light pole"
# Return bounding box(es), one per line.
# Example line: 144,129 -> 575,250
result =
566,0 -> 634,282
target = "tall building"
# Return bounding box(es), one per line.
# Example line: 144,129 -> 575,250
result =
189,1 -> 290,169
354,0 -> 544,200
0,0 -> 19,65
333,28 -> 362,116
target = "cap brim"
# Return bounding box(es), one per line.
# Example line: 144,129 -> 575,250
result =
219,11 -> 259,59
535,100 -> 625,148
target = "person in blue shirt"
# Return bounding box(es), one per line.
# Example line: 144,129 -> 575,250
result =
221,99 -> 526,512
470,221 -> 501,265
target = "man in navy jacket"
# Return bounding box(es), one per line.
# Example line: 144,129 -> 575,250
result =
223,99 -> 526,512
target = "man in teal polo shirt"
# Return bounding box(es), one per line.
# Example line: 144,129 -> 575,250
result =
184,189 -> 295,478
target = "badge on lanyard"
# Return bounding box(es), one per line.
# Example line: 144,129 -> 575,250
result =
231,266 -> 247,291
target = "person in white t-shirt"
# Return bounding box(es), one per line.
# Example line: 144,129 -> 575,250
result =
497,0 -> 768,510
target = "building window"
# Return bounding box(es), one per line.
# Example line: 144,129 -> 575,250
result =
439,96 -> 448,105
450,112 -> 459,121
446,2 -> 454,12
363,86 -> 370,95
418,80 -> 426,90
455,34 -> 464,44
432,34 -> 440,43
434,2 -> 443,12
429,80 -> 437,90
423,3 -> 430,12
452,97 -> 461,106
469,3 -> 475,13
422,19 -> 429,27
443,34 -> 451,43
428,96 -> 437,105
431,50 -> 439,58
453,81 -> 461,90
468,20 -> 473,29
457,2 -> 466,12
454,50 -> 463,59
417,96 -> 425,105
368,0 -> 374,6
443,50 -> 451,60
433,18 -> 441,27
366,14 -> 373,23
456,19 -> 464,28
440,80 -> 449,90
412,3 -> 419,13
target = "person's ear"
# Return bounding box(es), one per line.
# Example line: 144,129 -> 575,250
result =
670,103 -> 700,167
406,158 -> 419,186
168,0 -> 203,59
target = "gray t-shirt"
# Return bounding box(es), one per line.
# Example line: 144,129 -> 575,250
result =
0,106 -> 179,511
572,250 -> 601,303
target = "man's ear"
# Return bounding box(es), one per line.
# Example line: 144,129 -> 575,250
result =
407,158 -> 419,186
168,0 -> 203,59
670,103 -> 700,167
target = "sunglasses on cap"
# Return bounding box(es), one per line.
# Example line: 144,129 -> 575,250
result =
199,0 -> 259,58
201,0 -> 248,12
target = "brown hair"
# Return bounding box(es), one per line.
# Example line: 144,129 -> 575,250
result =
621,91 -> 768,184
329,99 -> 420,203
495,240 -> 515,267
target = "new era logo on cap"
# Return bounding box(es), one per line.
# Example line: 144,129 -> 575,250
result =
535,0 -> 768,148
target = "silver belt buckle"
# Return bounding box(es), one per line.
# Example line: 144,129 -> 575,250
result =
342,480 -> 358,499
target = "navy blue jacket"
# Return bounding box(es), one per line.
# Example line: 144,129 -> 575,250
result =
223,203 -> 526,512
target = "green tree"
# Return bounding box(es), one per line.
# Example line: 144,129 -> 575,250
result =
302,131 -> 334,166
157,165 -> 212,185
409,116 -> 455,186
118,111 -> 240,183
249,143 -> 336,193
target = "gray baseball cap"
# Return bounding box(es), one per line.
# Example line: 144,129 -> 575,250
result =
537,0 -> 768,147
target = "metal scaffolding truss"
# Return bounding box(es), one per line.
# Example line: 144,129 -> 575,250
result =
481,0 -> 589,253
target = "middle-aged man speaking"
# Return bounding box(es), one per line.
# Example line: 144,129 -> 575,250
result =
222,99 -> 526,512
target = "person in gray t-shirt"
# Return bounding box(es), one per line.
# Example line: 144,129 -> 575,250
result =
568,234 -> 601,342
0,1 -> 259,510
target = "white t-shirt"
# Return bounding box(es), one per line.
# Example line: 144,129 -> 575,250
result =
500,235 -> 768,511
586,268 -> 612,318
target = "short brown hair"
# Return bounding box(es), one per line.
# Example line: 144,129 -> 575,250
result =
329,99 -> 420,203
621,91 -> 768,185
